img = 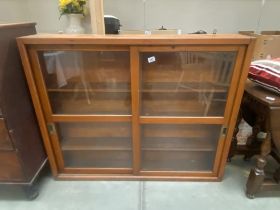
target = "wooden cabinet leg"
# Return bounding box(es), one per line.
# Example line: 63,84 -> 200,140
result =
22,183 -> 39,200
246,156 -> 267,199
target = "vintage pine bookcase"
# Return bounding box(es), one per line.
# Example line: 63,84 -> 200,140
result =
17,34 -> 255,181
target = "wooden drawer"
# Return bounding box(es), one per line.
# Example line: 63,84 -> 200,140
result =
0,118 -> 14,151
0,151 -> 24,181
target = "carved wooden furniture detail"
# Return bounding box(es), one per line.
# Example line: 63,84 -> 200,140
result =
228,79 -> 280,197
242,81 -> 280,198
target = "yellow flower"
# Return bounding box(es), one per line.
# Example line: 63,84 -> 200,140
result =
59,0 -> 88,16
59,0 -> 72,8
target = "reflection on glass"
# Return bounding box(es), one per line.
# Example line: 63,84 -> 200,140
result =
39,51 -> 131,115
141,124 -> 221,171
140,51 -> 237,116
56,122 -> 132,168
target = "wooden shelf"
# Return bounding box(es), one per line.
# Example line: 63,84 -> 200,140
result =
48,88 -> 130,93
141,98 -> 225,116
47,81 -> 131,93
142,148 -> 214,152
47,88 -> 226,95
142,82 -> 228,93
142,137 -> 217,152
61,137 -> 132,151
49,92 -> 131,115
141,150 -> 215,171
63,150 -> 132,168
46,82 -> 228,94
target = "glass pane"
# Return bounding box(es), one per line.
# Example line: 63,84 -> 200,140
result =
56,122 -> 132,168
39,51 -> 131,115
141,124 -> 221,171
140,51 -> 237,116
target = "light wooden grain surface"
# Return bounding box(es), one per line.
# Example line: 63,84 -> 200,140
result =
17,33 -> 254,45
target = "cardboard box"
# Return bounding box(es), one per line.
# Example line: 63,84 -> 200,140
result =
239,31 -> 280,60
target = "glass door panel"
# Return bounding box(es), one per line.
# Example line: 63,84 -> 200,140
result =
38,51 -> 131,115
56,122 -> 132,168
141,124 -> 221,171
140,51 -> 237,117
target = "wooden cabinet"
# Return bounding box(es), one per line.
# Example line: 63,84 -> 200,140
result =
0,23 -> 47,198
17,34 -> 255,181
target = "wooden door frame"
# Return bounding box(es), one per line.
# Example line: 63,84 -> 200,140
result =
135,45 -> 247,177
26,46 -> 135,175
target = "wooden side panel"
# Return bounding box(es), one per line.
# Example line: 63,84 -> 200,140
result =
0,152 -> 24,181
0,118 -> 13,150
0,23 -> 46,181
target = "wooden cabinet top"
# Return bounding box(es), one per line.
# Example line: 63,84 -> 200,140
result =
17,34 -> 254,45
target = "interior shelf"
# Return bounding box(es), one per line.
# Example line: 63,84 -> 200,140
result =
141,97 -> 226,116
47,81 -> 131,93
141,150 -> 215,171
61,137 -> 132,151
142,82 -> 228,93
48,88 -> 130,93
46,82 -> 228,93
63,150 -> 132,168
48,92 -> 131,115
142,137 -> 216,152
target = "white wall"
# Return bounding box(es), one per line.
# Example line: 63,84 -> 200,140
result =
0,0 -> 279,33
25,0 -> 63,33
0,0 -> 29,23
104,0 -> 280,33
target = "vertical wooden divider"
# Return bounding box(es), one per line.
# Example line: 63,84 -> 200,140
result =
89,0 -> 105,34
130,47 -> 141,174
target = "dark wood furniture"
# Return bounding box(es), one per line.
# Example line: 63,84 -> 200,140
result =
232,80 -> 280,198
17,34 -> 255,181
0,23 -> 47,199
228,81 -> 263,161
